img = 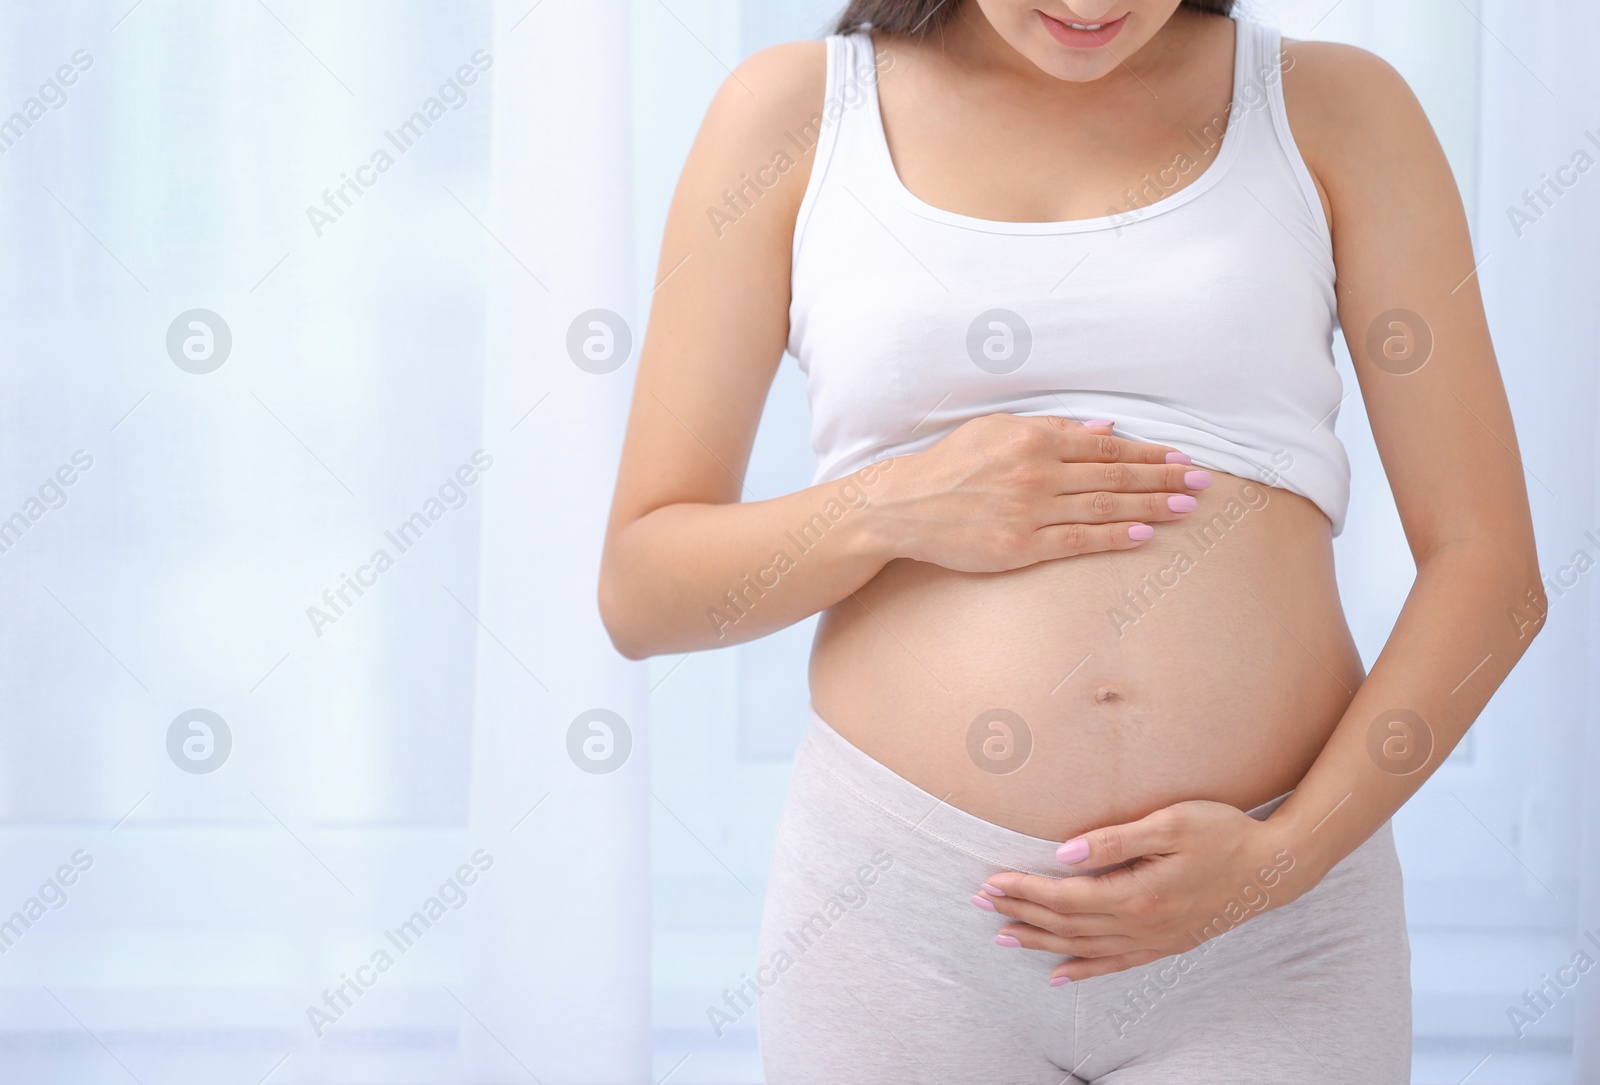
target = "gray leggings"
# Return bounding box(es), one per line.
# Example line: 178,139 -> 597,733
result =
756,709 -> 1412,1084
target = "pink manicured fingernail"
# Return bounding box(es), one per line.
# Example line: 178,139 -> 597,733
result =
995,934 -> 1022,948
1128,524 -> 1154,541
1167,494 -> 1198,513
1049,975 -> 1072,987
1085,419 -> 1114,427
970,894 -> 996,912
1164,451 -> 1192,464
1183,470 -> 1213,490
1057,837 -> 1090,865
980,883 -> 1005,897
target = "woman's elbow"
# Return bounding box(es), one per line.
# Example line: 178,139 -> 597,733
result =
1477,533 -> 1547,645
1515,553 -> 1549,645
597,570 -> 652,661
1501,531 -> 1546,639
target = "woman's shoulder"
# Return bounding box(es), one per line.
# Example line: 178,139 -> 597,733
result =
656,40 -> 830,268
1280,36 -> 1409,100
685,40 -> 828,188
1278,36 -> 1440,231
1278,37 -> 1428,148
706,40 -> 828,136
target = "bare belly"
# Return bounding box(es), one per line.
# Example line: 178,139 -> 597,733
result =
808,472 -> 1364,840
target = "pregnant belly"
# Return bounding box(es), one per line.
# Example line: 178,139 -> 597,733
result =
807,472 -> 1365,840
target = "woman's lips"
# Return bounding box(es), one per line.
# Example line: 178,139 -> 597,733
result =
1037,9 -> 1128,48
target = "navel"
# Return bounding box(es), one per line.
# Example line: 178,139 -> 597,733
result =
1092,684 -> 1125,706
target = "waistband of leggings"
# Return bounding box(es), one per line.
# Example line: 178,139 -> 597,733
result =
801,705 -> 1293,877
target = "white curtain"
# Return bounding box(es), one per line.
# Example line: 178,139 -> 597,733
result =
0,1 -> 647,1081
463,0 -> 649,1080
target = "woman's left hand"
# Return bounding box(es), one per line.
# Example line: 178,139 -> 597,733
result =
975,800 -> 1314,984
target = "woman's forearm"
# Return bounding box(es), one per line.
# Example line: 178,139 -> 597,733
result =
598,460 -> 900,659
1268,538 -> 1546,888
601,413 -> 1206,659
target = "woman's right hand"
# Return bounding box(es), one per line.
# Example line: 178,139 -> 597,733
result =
870,414 -> 1213,573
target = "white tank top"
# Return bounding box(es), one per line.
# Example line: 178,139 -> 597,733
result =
788,19 -> 1351,534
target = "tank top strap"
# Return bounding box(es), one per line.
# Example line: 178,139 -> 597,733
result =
793,30 -> 887,263
1225,18 -> 1273,143
830,30 -> 890,170
1233,17 -> 1263,97
1247,18 -> 1339,267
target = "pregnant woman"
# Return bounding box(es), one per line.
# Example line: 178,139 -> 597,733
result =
600,0 -> 1542,1080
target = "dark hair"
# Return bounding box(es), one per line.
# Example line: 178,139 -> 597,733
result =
834,0 -> 1234,36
